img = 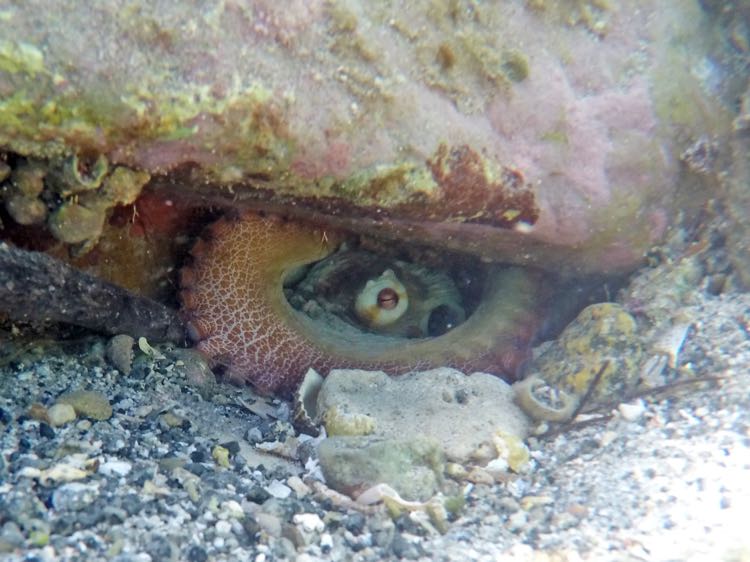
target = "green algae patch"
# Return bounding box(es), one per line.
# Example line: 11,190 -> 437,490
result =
0,40 -> 45,75
334,163 -> 438,208
0,57 -> 294,183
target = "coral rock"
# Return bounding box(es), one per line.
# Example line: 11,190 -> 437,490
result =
529,303 -> 644,402
0,1 -> 733,273
317,368 -> 530,463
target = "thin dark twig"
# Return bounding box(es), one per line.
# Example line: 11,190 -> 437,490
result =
585,373 -> 729,414
568,359 -> 610,421
539,372 -> 731,440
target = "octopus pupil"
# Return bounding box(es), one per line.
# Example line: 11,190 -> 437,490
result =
377,288 -> 399,309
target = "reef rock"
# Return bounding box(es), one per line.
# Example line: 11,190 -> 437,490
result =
0,1 -> 732,274
315,368 -> 531,499
726,83 -> 750,289
318,436 -> 445,502
316,367 -> 529,459
527,303 -> 645,406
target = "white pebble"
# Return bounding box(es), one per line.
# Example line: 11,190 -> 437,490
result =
507,510 -> 527,531
320,533 -> 333,550
598,430 -> 618,448
47,403 -> 76,426
220,500 -> 244,519
98,460 -> 132,477
215,520 -> 232,537
265,480 -> 292,499
618,399 -> 646,422
293,513 -> 324,533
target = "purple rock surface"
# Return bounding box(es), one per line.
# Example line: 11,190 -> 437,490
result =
0,0 -> 732,273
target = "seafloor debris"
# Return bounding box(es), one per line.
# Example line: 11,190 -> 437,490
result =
0,242 -> 185,342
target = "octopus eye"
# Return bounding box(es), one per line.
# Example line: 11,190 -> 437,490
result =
354,269 -> 409,328
426,303 -> 462,337
377,287 -> 399,309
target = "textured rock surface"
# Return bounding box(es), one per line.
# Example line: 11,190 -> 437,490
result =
0,1 -> 732,273
529,303 -> 644,401
317,436 -> 445,502
316,368 -> 530,462
726,83 -> 750,288
56,391 -> 113,421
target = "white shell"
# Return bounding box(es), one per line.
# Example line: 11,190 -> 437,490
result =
513,375 -> 578,422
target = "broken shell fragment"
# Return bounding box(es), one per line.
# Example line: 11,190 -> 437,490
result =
651,314 -> 693,369
292,368 -> 325,436
513,375 -> 579,422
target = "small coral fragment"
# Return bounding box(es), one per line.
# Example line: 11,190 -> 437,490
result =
99,167 -> 151,206
212,445 -> 231,468
47,201 -> 106,245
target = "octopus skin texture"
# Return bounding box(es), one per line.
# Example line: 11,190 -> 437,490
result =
180,211 -> 545,396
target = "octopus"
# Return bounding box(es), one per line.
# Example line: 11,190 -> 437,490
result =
179,211 -> 544,396
0,2 -> 731,398
0,149 -> 559,399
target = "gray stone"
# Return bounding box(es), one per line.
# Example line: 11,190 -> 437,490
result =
51,482 -> 99,512
317,368 -> 530,463
0,522 -> 25,552
106,334 -> 135,375
57,390 -> 113,420
317,436 -> 444,502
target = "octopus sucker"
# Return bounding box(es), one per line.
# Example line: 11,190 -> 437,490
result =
180,211 -> 545,396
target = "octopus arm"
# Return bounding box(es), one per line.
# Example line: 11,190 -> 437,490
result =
180,212 -> 543,396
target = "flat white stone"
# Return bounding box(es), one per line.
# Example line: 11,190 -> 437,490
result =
98,460 -> 132,476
